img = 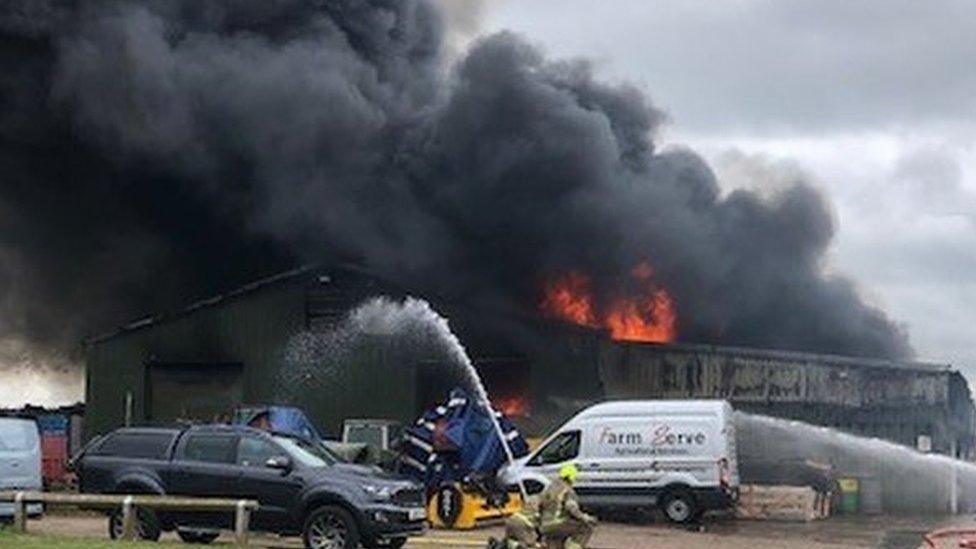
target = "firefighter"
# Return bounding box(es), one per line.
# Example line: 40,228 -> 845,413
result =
538,463 -> 597,549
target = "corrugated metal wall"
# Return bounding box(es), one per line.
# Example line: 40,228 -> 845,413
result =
85,270 -> 425,441
598,342 -> 950,407
85,277 -> 307,440
281,334 -> 421,437
592,341 -> 972,456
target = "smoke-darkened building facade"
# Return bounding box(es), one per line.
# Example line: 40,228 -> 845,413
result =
85,265 -> 975,461
598,343 -> 976,458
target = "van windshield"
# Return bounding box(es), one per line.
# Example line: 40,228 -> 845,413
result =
530,430 -> 581,466
0,421 -> 36,451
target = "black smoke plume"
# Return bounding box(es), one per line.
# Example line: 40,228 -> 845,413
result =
0,0 -> 910,387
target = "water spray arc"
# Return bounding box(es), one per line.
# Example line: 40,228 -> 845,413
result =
287,296 -> 529,499
386,299 -> 530,501
738,412 -> 976,513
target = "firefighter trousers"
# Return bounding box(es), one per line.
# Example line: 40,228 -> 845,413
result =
504,513 -> 540,548
540,519 -> 594,549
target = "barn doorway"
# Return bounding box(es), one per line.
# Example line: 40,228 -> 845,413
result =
145,362 -> 244,425
414,357 -> 529,418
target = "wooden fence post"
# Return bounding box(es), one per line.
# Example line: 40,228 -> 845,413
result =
121,496 -> 137,541
12,492 -> 26,533
234,500 -> 250,547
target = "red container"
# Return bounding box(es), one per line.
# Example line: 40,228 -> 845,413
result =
41,434 -> 68,458
42,458 -> 66,483
40,434 -> 69,484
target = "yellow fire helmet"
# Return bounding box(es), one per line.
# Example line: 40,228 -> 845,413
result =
558,463 -> 579,484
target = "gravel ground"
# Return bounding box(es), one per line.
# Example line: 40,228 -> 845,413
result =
18,510 -> 969,548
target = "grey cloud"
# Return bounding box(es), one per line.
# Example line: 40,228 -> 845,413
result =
893,148 -> 976,221
488,0 -> 976,133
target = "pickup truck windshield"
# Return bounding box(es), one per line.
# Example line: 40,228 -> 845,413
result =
274,435 -> 338,467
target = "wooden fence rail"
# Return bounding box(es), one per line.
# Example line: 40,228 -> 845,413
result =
0,491 -> 258,546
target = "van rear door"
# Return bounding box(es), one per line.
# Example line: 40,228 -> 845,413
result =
722,404 -> 740,487
0,418 -> 42,491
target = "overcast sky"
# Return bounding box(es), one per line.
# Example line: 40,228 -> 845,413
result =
485,0 -> 976,376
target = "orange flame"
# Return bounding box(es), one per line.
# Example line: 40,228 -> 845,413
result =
539,271 -> 596,325
493,396 -> 529,417
540,262 -> 677,343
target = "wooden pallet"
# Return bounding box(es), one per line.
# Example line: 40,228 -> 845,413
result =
735,484 -> 830,522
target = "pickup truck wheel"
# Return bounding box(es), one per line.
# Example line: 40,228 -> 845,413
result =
177,529 -> 220,544
108,508 -> 162,541
660,489 -> 698,524
303,505 -> 359,549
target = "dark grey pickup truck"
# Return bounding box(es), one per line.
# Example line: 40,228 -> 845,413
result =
75,424 -> 426,548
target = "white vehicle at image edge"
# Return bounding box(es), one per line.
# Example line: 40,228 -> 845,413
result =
499,400 -> 739,524
0,417 -> 44,521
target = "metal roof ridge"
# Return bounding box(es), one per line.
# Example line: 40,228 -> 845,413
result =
85,264 -> 320,345
614,339 -> 951,372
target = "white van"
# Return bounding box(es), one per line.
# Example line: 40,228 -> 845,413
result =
500,400 -> 738,523
0,418 -> 44,521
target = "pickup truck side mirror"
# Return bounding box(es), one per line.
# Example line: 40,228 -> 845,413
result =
265,455 -> 292,472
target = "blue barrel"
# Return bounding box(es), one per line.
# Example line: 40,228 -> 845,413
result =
37,414 -> 69,434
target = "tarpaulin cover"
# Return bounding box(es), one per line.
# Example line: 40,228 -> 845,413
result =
234,406 -> 324,443
400,388 -> 529,487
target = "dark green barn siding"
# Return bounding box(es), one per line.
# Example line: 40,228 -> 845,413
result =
85,278 -> 305,439
85,273 -> 424,441
278,335 -> 420,437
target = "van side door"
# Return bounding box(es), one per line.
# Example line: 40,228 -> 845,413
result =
585,415 -> 720,506
579,419 -> 659,505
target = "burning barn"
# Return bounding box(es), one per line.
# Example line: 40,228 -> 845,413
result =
83,264 -> 603,439
84,265 -> 975,463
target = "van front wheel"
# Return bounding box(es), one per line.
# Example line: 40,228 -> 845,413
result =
660,490 -> 697,524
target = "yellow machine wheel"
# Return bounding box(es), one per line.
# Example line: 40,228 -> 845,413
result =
427,483 -> 523,530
